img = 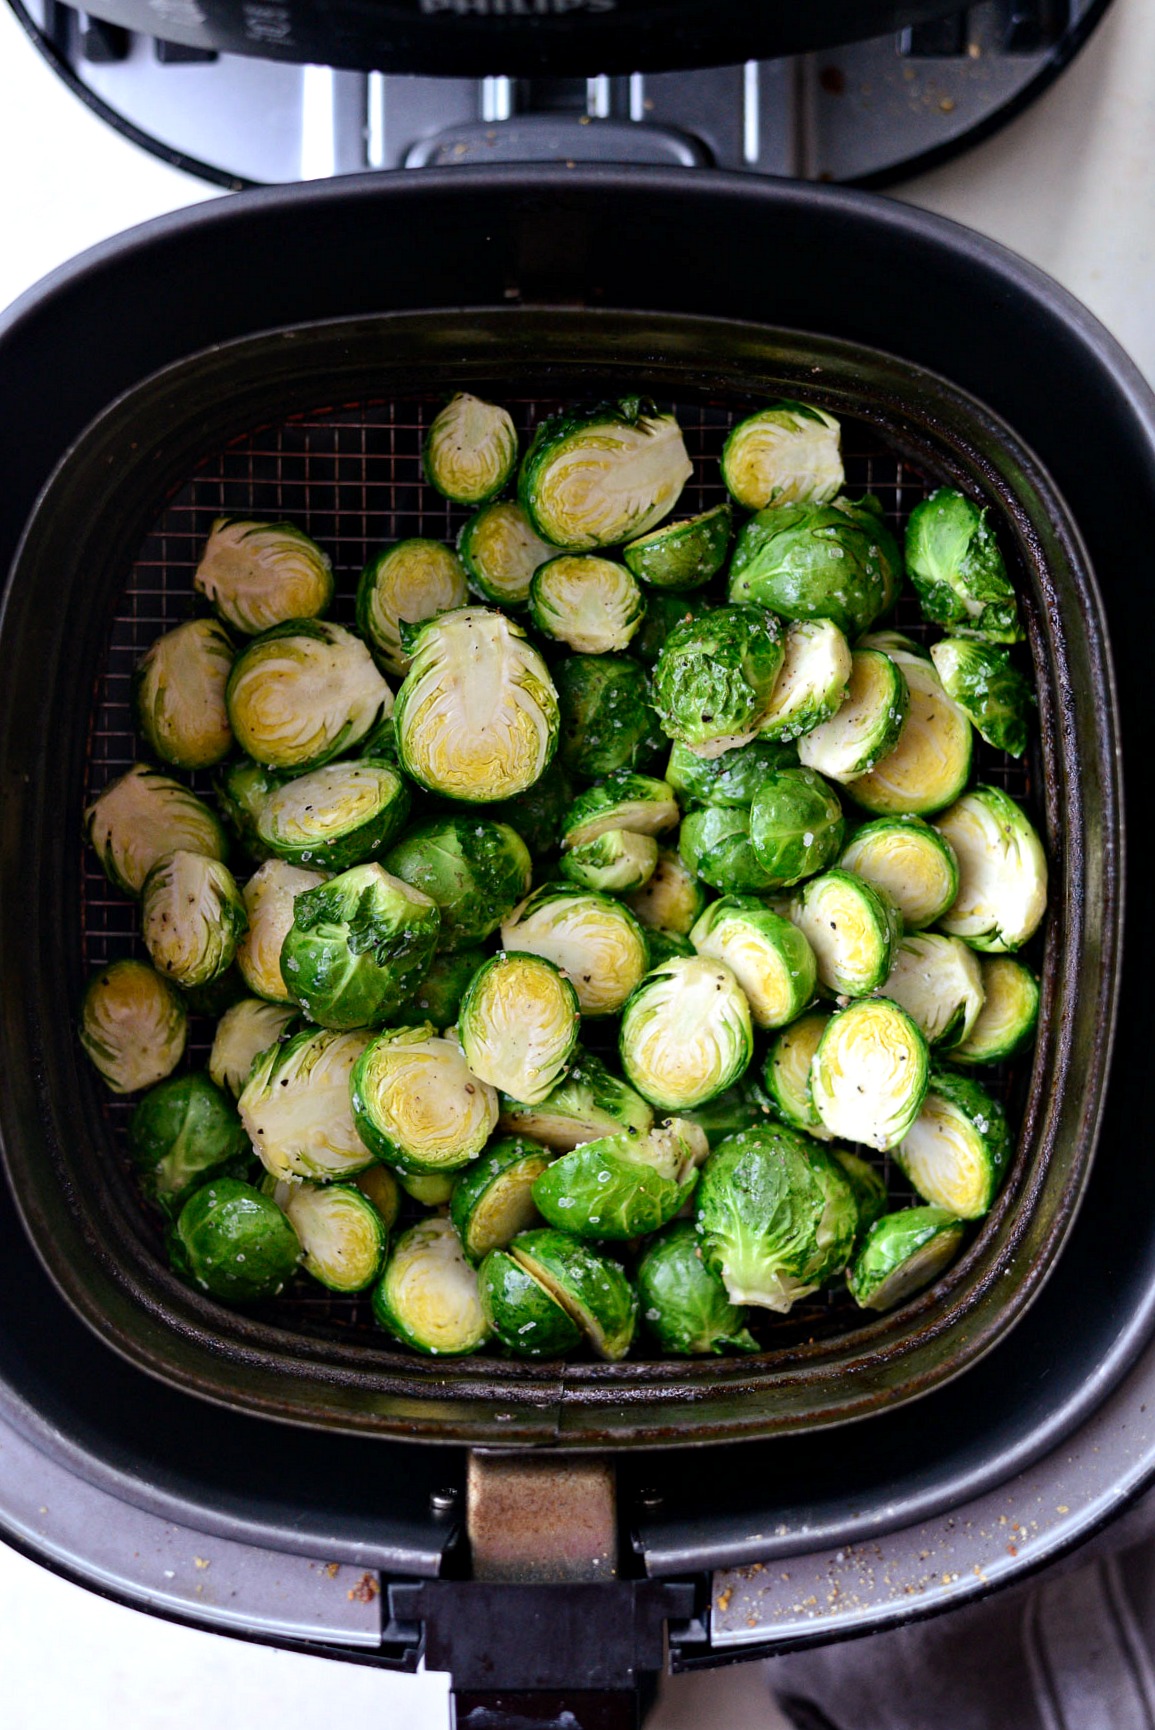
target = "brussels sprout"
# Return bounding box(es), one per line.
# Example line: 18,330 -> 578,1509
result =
209,997 -> 298,1097
796,648 -> 909,782
832,1149 -> 888,1243
652,605 -> 785,758
759,618 -> 853,744
227,619 -> 392,773
86,763 -> 228,897
399,1171 -> 457,1206
624,846 -> 707,937
80,958 -> 188,1094
214,756 -> 284,855
721,402 -> 844,511
450,1136 -> 554,1263
356,539 -> 469,677
728,496 -> 900,639
695,1125 -> 858,1312
678,805 -> 777,895
633,590 -> 717,666
373,1217 -> 491,1355
508,1228 -> 638,1360
395,607 -> 559,804
405,946 -> 489,1028
519,398 -> 692,552
170,1177 -> 301,1303
501,884 -> 649,1018
562,770 -> 680,850
665,737 -> 799,809
950,955 -> 1041,1066
929,638 -> 1034,757
556,655 -> 663,780
748,765 -> 846,888
194,517 -> 334,636
483,759 -> 572,860
529,555 -> 646,655
847,650 -> 972,817
135,618 -> 235,770
811,999 -> 930,1151
141,851 -> 247,990
622,502 -> 733,591
560,830 -> 658,894
457,499 -> 555,608
847,1207 -> 966,1311
498,1047 -> 654,1149
458,951 -> 579,1103
857,629 -> 931,661
620,955 -> 753,1112
532,1117 -> 708,1241
239,1025 -> 374,1181
236,859 -> 329,1004
424,393 -> 517,506
790,868 -> 901,998
690,896 -> 816,1031
383,817 -> 532,953
762,1009 -> 834,1140
479,1249 -> 584,1357
254,760 -> 410,874
895,1065 -> 1009,1219
281,863 -> 440,1030
838,816 -> 959,931
878,932 -> 985,1048
935,786 -> 1048,953
354,1163 -> 402,1230
351,1022 -> 499,1173
280,1183 -> 388,1292
905,488 -> 1023,643
683,1071 -> 776,1147
638,1222 -> 758,1355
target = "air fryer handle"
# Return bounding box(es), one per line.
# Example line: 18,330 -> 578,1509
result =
451,1684 -> 658,1730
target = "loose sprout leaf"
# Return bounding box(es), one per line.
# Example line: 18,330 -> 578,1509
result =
356,538 -> 469,677
929,638 -> 1035,757
728,496 -> 900,639
194,518 -> 334,636
498,1047 -> 654,1150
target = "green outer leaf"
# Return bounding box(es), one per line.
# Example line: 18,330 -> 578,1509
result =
510,1229 -> 638,1361
930,638 -> 1034,756
129,1071 -> 250,1215
651,605 -> 785,755
622,502 -> 733,591
451,1137 -> 554,1263
905,488 -> 1023,643
847,1207 -> 965,1310
637,1222 -> 757,1354
832,1150 -> 888,1245
683,1072 -> 777,1147
255,760 -> 411,872
482,760 -> 572,860
532,1142 -> 693,1241
748,765 -> 846,888
281,863 -> 440,1030
727,497 -> 900,639
383,817 -> 532,952
170,1177 -> 301,1303
478,1250 -> 583,1357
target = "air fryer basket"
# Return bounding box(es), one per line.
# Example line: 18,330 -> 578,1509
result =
0,307 -> 1119,1448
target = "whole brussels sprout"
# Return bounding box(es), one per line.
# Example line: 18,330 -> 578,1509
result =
424,393 -> 517,506
86,763 -> 228,897
678,806 -> 777,895
79,958 -> 188,1094
748,765 -> 846,888
530,555 -> 645,655
620,954 -> 753,1112
169,1177 -> 301,1303
351,1023 -> 499,1173
194,517 -> 334,636
356,538 -> 468,677
129,1071 -> 250,1214
135,618 -> 235,770
519,398 -> 692,552
622,502 -> 733,591
728,495 -> 900,639
373,1217 -> 491,1356
383,817 -> 532,952
458,500 -> 554,608
652,605 -> 785,758
239,1025 -> 375,1182
905,488 -> 1023,643
637,1222 -> 757,1355
226,619 -> 392,772
556,655 -> 664,780
236,858 -> 329,1004
281,863 -> 440,1030
141,851 -> 247,990
532,1117 -> 708,1240
632,590 -> 716,667
721,402 -> 844,511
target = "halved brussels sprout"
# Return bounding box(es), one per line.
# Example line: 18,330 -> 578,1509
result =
383,817 -> 532,953
846,651 -> 973,817
691,896 -> 817,1031
678,805 -> 777,895
281,863 -> 440,1030
721,402 -> 844,511
811,999 -> 930,1151
356,539 -> 469,677
501,884 -> 650,1017
227,619 -> 392,772
498,1047 -> 654,1150
483,759 -> 572,861
141,851 -> 247,990
351,1022 -> 499,1174
354,1163 -> 402,1231
622,502 -> 733,591
479,1248 -> 583,1357
209,997 -> 298,1097
896,1066 -> 1009,1219
759,618 -> 853,743
529,555 -> 645,655
562,770 -> 680,851
857,629 -> 930,660
878,932 -> 985,1048
135,618 -> 235,770
255,760 -> 410,873
424,393 -> 518,506
170,1177 -> 302,1303
728,496 -> 900,639
833,1149 -> 888,1244
638,1222 -> 758,1355
665,737 -> 799,810
239,1025 -> 374,1181
194,518 -> 334,636
905,488 -> 1023,643
950,955 -> 1040,1066
935,786 -> 1048,953
929,638 -> 1034,758
214,756 -> 283,855
556,655 -> 663,780
86,763 -> 228,896
519,398 -> 692,552
847,1207 -> 966,1311
236,858 -> 329,1004
624,846 -> 707,937
373,1218 -> 491,1356
797,648 -> 909,782
560,829 -> 659,894
748,765 -> 846,888
281,1183 -> 388,1293
451,1136 -> 554,1263
762,1009 -> 834,1140
839,815 -> 959,931
532,1117 -> 708,1240
458,951 -> 579,1103
130,1072 -> 249,1214
695,1124 -> 858,1312
684,1071 -> 776,1147
619,955 -> 753,1111
652,605 -> 785,757
633,590 -> 716,666
80,958 -> 188,1094
509,1228 -> 638,1360
395,607 -> 559,804
457,500 -> 555,608
791,868 -> 901,997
